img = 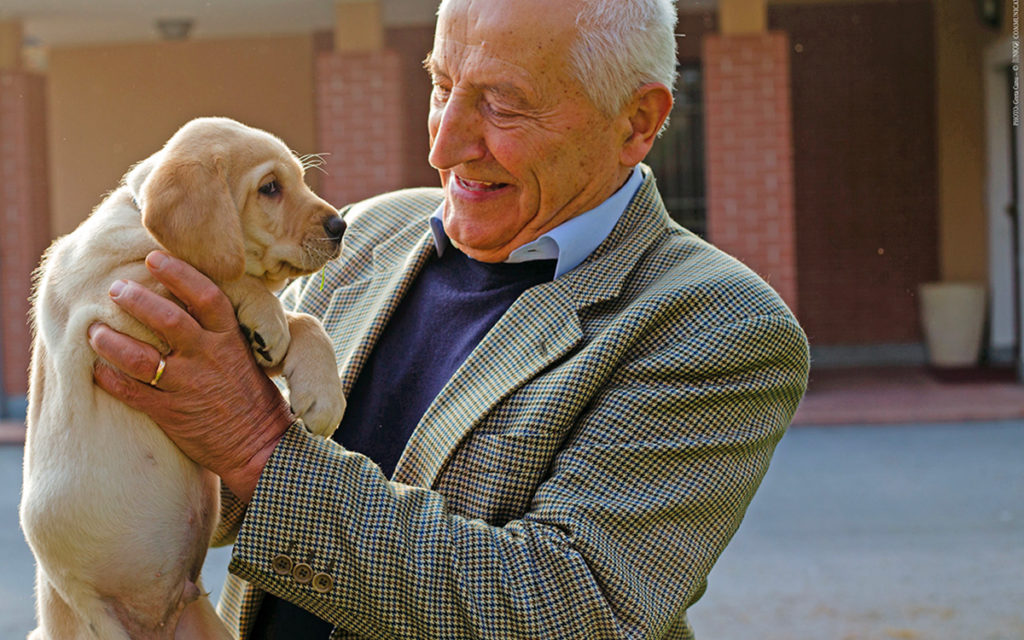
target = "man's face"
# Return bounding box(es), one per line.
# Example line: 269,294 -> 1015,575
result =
426,0 -> 632,263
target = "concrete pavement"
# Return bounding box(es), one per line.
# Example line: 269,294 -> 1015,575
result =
688,421 -> 1024,639
2,420 -> 1022,639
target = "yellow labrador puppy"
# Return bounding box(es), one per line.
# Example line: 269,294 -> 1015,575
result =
21,117 -> 346,639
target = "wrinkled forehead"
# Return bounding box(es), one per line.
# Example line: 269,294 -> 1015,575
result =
432,0 -> 580,78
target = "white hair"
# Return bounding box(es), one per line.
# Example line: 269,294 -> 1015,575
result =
569,0 -> 679,118
435,0 -> 678,117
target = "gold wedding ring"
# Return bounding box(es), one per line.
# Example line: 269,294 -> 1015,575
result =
149,356 -> 167,387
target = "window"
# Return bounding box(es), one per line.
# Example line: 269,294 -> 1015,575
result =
646,63 -> 706,236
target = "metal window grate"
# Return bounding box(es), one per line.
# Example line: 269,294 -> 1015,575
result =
646,64 -> 706,237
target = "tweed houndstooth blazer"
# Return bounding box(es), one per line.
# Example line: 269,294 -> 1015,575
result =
212,167 -> 809,639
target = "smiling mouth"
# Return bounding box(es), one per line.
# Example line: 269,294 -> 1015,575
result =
453,174 -> 508,193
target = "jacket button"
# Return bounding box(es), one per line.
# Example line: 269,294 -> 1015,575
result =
271,554 -> 294,576
292,563 -> 313,584
311,572 -> 334,593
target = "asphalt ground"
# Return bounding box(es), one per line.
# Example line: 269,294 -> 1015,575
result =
3,420 -> 1022,639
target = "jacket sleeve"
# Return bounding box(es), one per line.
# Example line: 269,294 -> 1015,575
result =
211,485 -> 246,547
225,310 -> 809,638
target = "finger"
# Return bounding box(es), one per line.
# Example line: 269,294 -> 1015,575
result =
93,360 -> 162,411
88,323 -> 170,388
108,279 -> 201,349
146,252 -> 237,333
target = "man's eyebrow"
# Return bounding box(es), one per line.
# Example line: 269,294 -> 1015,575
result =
486,83 -> 530,106
422,51 -> 532,106
423,52 -> 443,77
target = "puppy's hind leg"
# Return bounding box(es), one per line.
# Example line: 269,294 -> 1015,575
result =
31,569 -> 131,640
31,569 -> 85,640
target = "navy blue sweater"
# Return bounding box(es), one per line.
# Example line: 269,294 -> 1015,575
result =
250,245 -> 556,638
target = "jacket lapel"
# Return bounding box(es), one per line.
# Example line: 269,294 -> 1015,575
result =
322,229 -> 436,396
392,168 -> 672,488
391,279 -> 583,487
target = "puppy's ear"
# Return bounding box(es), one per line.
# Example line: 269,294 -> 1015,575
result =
140,156 -> 247,282
125,153 -> 160,200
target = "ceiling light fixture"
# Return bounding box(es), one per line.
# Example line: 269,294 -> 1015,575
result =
155,18 -> 194,41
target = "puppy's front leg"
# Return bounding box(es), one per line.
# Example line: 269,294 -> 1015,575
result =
281,312 -> 345,437
220,278 -> 289,367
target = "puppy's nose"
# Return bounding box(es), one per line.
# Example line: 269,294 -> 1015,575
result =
323,215 -> 346,242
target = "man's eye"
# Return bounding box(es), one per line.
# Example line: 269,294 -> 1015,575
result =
432,84 -> 451,102
259,181 -> 280,196
485,102 -> 518,121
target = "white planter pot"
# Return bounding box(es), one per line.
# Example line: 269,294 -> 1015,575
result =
918,281 -> 986,368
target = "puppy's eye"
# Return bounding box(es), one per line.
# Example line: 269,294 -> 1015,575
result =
259,180 -> 280,196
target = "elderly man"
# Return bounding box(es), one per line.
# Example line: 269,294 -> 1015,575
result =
89,0 -> 809,637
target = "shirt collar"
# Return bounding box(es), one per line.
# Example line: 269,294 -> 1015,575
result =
429,166 -> 643,279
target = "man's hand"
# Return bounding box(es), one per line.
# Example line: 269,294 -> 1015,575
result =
88,251 -> 293,502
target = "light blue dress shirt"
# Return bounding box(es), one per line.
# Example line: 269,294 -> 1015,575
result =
429,166 -> 643,279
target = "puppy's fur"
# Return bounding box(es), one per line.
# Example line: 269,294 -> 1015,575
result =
20,117 -> 346,639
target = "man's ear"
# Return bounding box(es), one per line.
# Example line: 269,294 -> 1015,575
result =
140,156 -> 247,283
619,83 -> 674,167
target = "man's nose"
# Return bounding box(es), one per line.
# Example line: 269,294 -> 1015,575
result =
428,95 -> 486,170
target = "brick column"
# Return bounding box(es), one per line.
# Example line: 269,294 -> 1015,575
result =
315,50 -> 404,207
0,70 -> 50,416
315,1 -> 404,206
703,32 -> 798,310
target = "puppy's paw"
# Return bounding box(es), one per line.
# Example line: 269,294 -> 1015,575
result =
237,306 -> 289,367
291,384 -> 346,438
281,311 -> 345,437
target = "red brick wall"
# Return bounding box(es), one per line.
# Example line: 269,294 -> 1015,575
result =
703,32 -> 798,310
0,71 -> 50,399
315,50 -> 404,207
770,1 -> 939,345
